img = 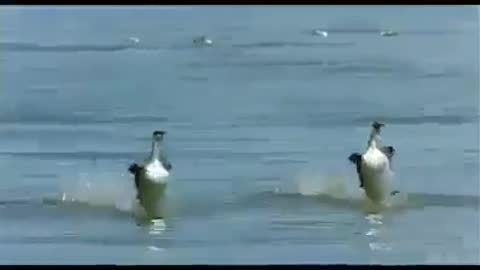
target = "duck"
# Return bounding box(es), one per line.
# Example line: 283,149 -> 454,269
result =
193,35 -> 213,47
124,37 -> 141,48
311,29 -> 328,37
380,30 -> 398,37
348,122 -> 399,204
128,130 -> 173,219
127,37 -> 140,44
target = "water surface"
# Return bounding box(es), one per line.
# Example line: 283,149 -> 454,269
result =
0,5 -> 479,264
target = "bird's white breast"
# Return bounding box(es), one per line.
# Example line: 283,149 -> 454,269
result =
144,160 -> 169,184
363,148 -> 388,171
361,147 -> 391,203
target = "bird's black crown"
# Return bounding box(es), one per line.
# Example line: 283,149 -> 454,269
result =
372,121 -> 385,129
153,130 -> 166,136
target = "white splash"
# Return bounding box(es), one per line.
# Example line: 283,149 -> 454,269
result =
57,171 -> 137,213
295,169 -> 362,200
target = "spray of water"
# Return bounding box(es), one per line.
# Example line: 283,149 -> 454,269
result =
292,166 -> 409,213
294,167 -> 363,199
56,171 -> 137,213
51,170 -> 175,223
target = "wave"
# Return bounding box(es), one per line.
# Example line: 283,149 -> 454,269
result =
0,110 -> 475,130
0,41 -> 168,53
0,148 -> 305,162
306,28 -> 462,35
21,172 -> 136,214
186,58 -> 463,79
236,112 -> 478,128
1,182 -> 475,219
188,60 -> 326,68
186,60 -> 406,75
1,40 -> 353,53
352,114 -> 478,126
4,112 -> 471,128
416,70 -> 463,79
22,173 -> 59,179
0,171 -> 477,224
248,190 -> 480,210
0,151 -> 143,161
232,41 -> 355,49
1,41 -> 135,52
0,172 -> 175,224
0,114 -> 168,125
239,172 -> 480,212
0,196 -> 131,219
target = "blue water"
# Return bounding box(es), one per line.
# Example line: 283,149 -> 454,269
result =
0,5 -> 479,264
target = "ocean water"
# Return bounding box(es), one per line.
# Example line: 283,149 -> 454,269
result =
0,5 -> 479,264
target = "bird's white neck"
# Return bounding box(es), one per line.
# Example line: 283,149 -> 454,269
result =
149,141 -> 162,162
368,130 -> 382,150
368,138 -> 378,150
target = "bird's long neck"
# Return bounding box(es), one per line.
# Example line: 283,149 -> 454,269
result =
368,137 -> 378,150
149,141 -> 161,162
368,130 -> 382,149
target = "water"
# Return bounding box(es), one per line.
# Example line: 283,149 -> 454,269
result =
0,5 -> 479,264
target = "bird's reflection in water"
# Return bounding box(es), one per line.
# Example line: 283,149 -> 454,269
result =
148,218 -> 167,236
364,214 -> 393,253
133,202 -> 168,237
